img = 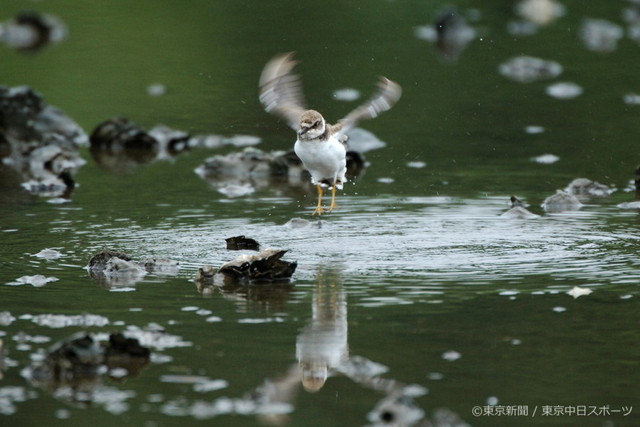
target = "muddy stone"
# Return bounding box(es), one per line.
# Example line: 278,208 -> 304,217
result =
87,250 -> 179,287
501,196 -> 540,219
499,56 -> 563,83
196,248 -> 297,289
219,248 -> 297,282
90,119 -> 192,171
0,85 -> 87,197
87,250 -> 133,272
564,178 -> 613,199
89,117 -> 159,168
541,190 -> 583,213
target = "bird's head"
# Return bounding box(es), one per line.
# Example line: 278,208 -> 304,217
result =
298,110 -> 326,141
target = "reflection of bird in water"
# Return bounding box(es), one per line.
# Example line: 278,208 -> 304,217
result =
259,52 -> 401,215
296,268 -> 348,392
237,266 -> 456,426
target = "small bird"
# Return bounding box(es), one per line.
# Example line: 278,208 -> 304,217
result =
259,52 -> 401,215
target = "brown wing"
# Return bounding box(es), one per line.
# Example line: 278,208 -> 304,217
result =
259,52 -> 307,130
331,77 -> 402,135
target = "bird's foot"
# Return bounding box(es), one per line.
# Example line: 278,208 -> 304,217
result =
312,206 -> 325,216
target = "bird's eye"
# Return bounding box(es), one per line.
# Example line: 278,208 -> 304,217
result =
313,120 -> 321,128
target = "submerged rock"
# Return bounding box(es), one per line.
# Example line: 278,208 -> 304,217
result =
226,235 -> 260,251
500,196 -> 540,219
498,56 -> 562,83
546,82 -> 583,99
87,250 -> 178,287
580,18 -> 623,53
0,85 -> 87,198
32,248 -> 63,260
564,178 -> 613,199
0,11 -> 67,52
88,250 -> 133,271
284,218 -> 324,229
141,257 -> 180,275
515,0 -> 564,26
6,274 -> 59,287
566,286 -> 593,299
531,153 -> 560,164
541,190 -> 582,213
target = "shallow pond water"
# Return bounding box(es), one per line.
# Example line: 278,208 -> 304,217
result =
2,1 -> 640,426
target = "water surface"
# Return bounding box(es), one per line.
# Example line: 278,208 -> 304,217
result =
2,1 -> 640,426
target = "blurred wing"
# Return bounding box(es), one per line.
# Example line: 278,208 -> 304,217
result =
259,52 -> 307,130
332,77 -> 402,135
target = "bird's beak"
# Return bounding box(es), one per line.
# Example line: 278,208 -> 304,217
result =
299,127 -> 309,136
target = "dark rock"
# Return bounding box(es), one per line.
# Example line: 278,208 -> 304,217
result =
89,119 -> 192,171
219,248 -> 297,282
0,11 -> 67,52
226,235 -> 260,251
89,117 -> 159,168
434,8 -> 476,61
86,250 -> 146,287
105,332 -> 151,360
87,250 -> 132,272
87,251 -> 179,288
0,85 -> 86,198
195,248 -> 297,290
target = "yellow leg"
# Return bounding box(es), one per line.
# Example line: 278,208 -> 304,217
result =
327,185 -> 338,212
312,185 -> 324,216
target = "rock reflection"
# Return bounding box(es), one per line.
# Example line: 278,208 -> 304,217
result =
24,332 -> 149,408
